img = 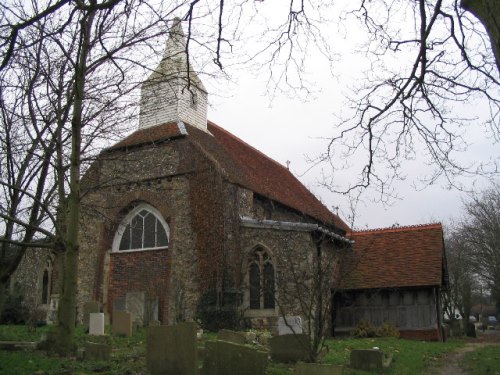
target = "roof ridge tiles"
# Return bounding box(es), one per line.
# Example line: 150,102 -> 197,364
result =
353,222 -> 442,235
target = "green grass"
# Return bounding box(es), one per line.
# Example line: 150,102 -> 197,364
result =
0,325 -> 469,375
462,345 -> 500,375
324,337 -> 464,374
0,324 -> 51,342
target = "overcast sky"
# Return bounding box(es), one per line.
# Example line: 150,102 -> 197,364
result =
201,3 -> 499,230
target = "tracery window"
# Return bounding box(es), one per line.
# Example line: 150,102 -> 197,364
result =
114,204 -> 169,252
41,259 -> 52,304
248,247 -> 275,309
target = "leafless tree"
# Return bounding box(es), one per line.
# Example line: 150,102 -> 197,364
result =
458,182 -> 500,307
315,0 -> 499,200
442,228 -> 477,335
1,0 -> 498,354
0,0 -> 187,354
272,232 -> 352,362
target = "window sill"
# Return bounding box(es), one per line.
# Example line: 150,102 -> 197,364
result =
111,247 -> 168,254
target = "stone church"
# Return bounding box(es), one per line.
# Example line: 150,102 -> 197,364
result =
12,20 -> 448,340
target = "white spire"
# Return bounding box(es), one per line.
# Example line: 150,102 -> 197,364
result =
138,18 -> 208,132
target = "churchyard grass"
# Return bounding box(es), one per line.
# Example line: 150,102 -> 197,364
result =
266,337 -> 465,375
462,345 -> 500,375
1,325 -> 467,375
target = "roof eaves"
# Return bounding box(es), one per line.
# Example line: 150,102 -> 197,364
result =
240,216 -> 353,244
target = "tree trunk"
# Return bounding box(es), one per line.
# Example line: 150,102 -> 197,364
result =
0,280 -> 8,321
54,9 -> 95,356
461,0 -> 500,73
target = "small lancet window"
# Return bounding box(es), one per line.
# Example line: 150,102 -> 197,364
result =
115,205 -> 169,251
248,247 -> 275,309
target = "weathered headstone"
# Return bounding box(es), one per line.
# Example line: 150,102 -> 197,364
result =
126,292 -> 145,326
149,319 -> 160,326
47,294 -> 59,324
350,349 -> 392,371
83,301 -> 101,330
146,322 -> 197,375
218,329 -> 247,345
278,316 -> 303,335
295,363 -> 344,375
112,311 -> 133,336
89,313 -> 105,336
84,342 -> 111,361
203,340 -> 268,375
269,334 -> 310,363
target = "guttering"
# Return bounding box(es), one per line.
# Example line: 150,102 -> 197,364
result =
240,216 -> 354,245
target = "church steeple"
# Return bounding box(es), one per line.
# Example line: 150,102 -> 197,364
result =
138,18 -> 208,132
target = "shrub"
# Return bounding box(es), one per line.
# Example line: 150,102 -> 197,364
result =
378,322 -> 400,338
0,284 -> 30,324
352,320 -> 400,338
352,320 -> 378,338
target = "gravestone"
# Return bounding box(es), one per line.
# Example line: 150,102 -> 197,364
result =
218,329 -> 247,345
84,342 -> 111,361
295,363 -> 344,375
112,311 -> 133,336
203,340 -> 268,375
126,292 -> 145,325
146,322 -> 197,375
278,316 -> 303,335
83,301 -> 101,330
350,349 -> 392,371
269,334 -> 310,363
89,313 -> 105,336
47,294 -> 59,324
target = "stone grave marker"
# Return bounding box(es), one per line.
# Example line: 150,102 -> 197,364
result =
83,301 -> 101,331
295,363 -> 344,375
146,322 -> 197,375
217,329 -> 247,345
89,313 -> 105,336
269,334 -> 310,363
126,292 -> 145,325
112,310 -> 133,336
278,316 -> 303,335
84,342 -> 111,361
203,340 -> 268,375
350,349 -> 392,371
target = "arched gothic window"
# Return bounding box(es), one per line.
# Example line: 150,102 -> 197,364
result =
113,204 -> 169,252
41,259 -> 52,304
248,247 -> 275,309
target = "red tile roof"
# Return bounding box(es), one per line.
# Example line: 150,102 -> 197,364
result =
109,122 -> 184,150
107,120 -> 349,232
204,122 -> 349,231
343,223 -> 445,290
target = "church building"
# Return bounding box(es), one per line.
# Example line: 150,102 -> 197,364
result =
12,20 -> 448,340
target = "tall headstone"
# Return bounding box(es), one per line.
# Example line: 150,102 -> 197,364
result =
278,316 -> 303,335
83,301 -> 101,330
146,322 -> 197,375
126,292 -> 145,325
89,313 -> 105,336
203,340 -> 268,375
269,334 -> 311,363
112,311 -> 133,336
